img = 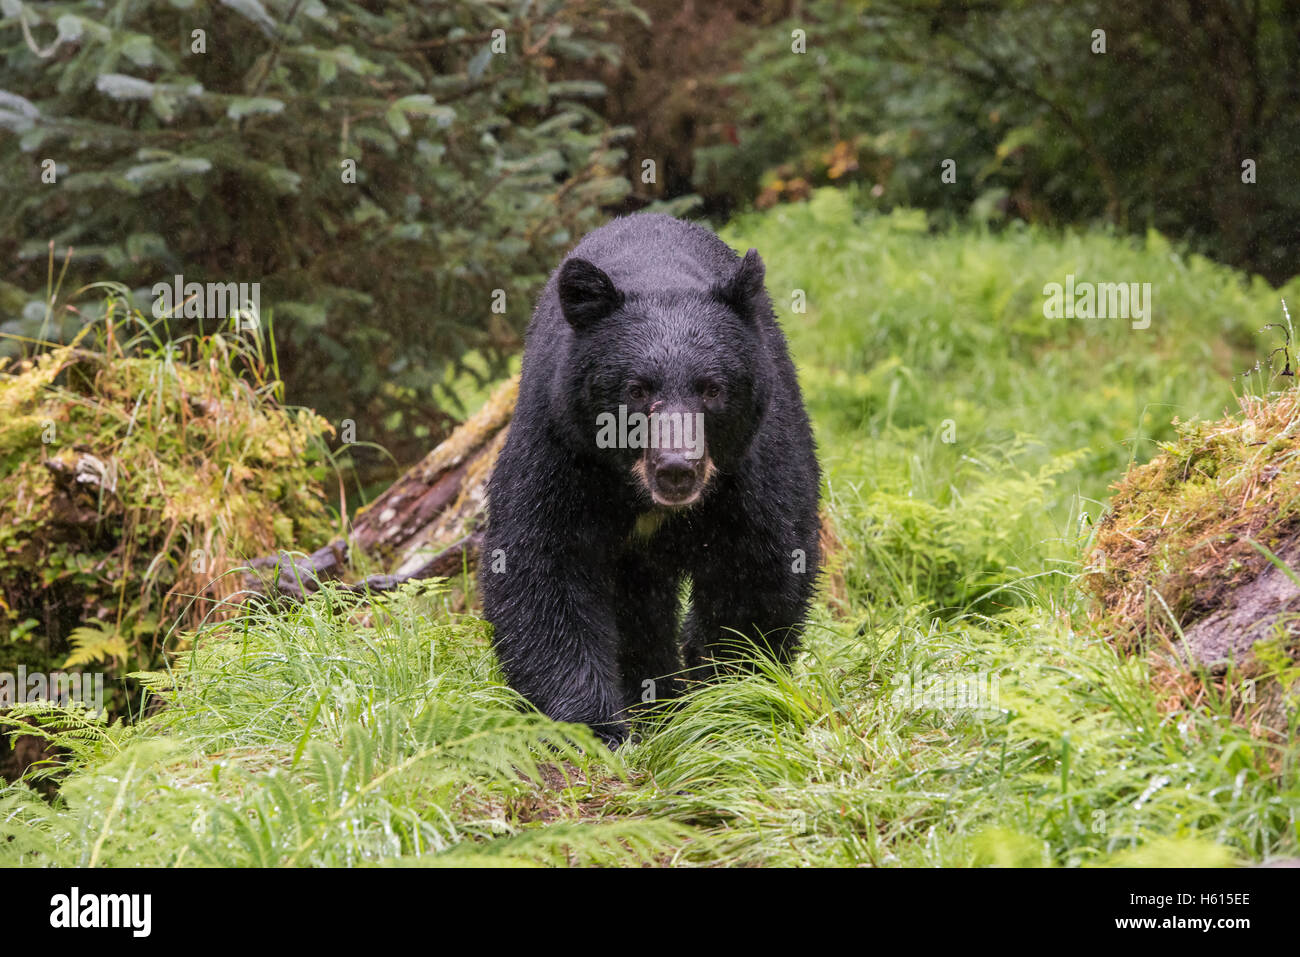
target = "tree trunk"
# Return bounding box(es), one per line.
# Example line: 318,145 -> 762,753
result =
245,375 -> 518,598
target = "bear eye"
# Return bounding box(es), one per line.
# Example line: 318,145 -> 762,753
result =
627,382 -> 649,401
701,383 -> 722,400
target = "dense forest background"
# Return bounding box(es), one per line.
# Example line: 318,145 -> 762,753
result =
4,0 -> 1296,478
4,1 -> 1300,868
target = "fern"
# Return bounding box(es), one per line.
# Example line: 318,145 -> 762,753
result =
0,587 -> 681,868
0,701 -> 129,783
62,622 -> 128,668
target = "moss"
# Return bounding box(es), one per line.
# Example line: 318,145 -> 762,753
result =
0,308 -> 337,714
1083,386 -> 1300,661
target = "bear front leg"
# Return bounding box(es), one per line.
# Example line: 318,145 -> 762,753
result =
613,550 -> 685,713
481,555 -> 629,747
681,538 -> 819,679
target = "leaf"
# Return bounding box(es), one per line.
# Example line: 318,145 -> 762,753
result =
392,94 -> 454,129
0,89 -> 39,118
151,90 -> 178,122
384,95 -> 454,139
225,95 -> 285,120
0,111 -> 33,133
547,80 -> 606,99
126,671 -> 176,697
133,147 -> 178,162
56,15 -> 82,42
304,44 -> 381,77
123,157 -> 213,186
392,93 -> 435,113
95,73 -> 155,100
0,89 -> 38,132
384,104 -> 410,138
18,126 -> 50,150
276,301 -> 327,328
119,34 -> 158,68
416,139 -> 446,163
150,81 -> 204,122
264,167 -> 301,194
300,0 -> 329,22
501,149 -> 563,175
353,124 -> 396,154
467,44 -> 493,81
63,622 -> 128,668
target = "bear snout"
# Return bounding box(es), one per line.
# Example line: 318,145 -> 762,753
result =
653,452 -> 697,500
645,448 -> 712,507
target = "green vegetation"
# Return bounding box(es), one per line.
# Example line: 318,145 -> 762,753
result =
0,289 -> 335,713
4,193 -> 1299,866
697,1 -> 1300,283
1083,379 -> 1300,689
0,0 -> 643,461
1,579 -> 685,866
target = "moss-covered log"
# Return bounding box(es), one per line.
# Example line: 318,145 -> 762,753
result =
246,375 -> 519,599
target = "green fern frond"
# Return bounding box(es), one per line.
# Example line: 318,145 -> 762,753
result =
63,622 -> 128,668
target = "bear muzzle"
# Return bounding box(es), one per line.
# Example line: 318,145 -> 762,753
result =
641,448 -> 714,507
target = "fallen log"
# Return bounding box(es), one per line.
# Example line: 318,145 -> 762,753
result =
245,375 -> 518,599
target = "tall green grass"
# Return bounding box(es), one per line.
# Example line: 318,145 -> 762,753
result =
1,581 -> 685,866
3,192 -> 1298,866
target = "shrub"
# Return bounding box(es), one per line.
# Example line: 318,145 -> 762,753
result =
0,0 -> 644,460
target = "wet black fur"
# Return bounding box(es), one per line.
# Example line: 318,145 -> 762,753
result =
480,214 -> 821,745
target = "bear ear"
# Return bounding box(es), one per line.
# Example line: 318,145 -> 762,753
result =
558,258 -> 623,331
714,248 -> 766,319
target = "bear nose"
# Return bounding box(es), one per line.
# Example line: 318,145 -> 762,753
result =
654,460 -> 696,497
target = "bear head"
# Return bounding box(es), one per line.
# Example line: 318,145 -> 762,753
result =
555,249 -> 771,509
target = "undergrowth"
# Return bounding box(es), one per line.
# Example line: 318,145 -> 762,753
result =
4,192 -> 1299,866
1084,381 -> 1300,651
0,284 -> 337,716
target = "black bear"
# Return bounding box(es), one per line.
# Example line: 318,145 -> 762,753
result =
480,214 -> 821,745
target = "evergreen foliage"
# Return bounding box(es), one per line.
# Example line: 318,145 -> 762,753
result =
0,0 -> 644,453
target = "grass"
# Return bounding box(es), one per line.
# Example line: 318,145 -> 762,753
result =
0,296 -> 337,713
3,189 -> 1299,866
